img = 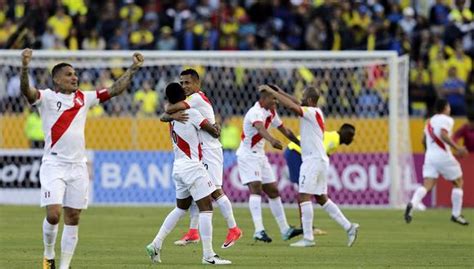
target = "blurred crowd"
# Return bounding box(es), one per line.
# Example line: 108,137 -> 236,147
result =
1,0 -> 474,117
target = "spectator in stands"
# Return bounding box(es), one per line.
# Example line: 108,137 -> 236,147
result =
129,21 -> 154,50
409,60 -> 435,116
453,111 -> 474,152
24,107 -> 44,149
46,6 -> 72,41
442,66 -> 466,115
357,88 -> 383,118
119,0 -> 143,25
65,28 -> 79,50
429,0 -> 451,26
134,80 -> 159,117
447,41 -> 472,83
156,26 -> 177,50
82,29 -> 106,50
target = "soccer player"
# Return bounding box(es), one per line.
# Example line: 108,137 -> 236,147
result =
162,69 -> 242,248
284,123 -> 356,235
236,86 -> 302,243
405,99 -> 469,225
261,85 -> 359,248
146,82 -> 231,265
20,48 -> 144,269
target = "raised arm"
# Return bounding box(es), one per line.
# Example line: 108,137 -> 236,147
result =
440,129 -> 468,157
270,84 -> 301,105
259,85 -> 302,116
165,101 -> 188,114
20,48 -> 39,104
254,121 -> 282,149
108,52 -> 144,98
277,125 -> 300,145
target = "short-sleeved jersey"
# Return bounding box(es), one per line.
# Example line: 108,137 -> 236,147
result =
299,106 -> 328,162
424,114 -> 454,161
183,91 -> 221,150
237,101 -> 283,156
170,108 -> 208,166
34,88 -> 110,163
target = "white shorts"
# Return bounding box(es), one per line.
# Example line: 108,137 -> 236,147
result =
202,147 -> 223,188
299,158 -> 329,195
173,164 -> 216,201
423,158 -> 462,180
237,153 -> 276,185
40,161 -> 89,209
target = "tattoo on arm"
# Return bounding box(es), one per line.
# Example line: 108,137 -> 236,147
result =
20,67 -> 37,104
108,66 -> 139,98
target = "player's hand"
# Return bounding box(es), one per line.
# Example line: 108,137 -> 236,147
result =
258,85 -> 274,94
171,111 -> 188,123
271,139 -> 283,150
132,52 -> 144,69
455,146 -> 468,158
21,48 -> 32,67
214,123 -> 221,136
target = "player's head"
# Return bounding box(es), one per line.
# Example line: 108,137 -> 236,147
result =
301,87 -> 320,107
434,99 -> 450,115
52,62 -> 78,93
338,123 -> 356,145
259,88 -> 277,110
165,82 -> 186,104
180,69 -> 200,96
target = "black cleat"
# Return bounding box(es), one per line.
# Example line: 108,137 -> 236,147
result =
253,230 -> 272,243
451,215 -> 469,226
282,226 -> 303,240
43,258 -> 55,269
404,203 -> 413,223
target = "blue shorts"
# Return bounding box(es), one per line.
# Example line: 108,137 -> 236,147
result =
283,148 -> 302,184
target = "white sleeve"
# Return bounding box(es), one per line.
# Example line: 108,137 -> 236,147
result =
247,109 -> 265,126
301,106 -> 314,121
32,89 -> 47,107
183,94 -> 202,110
84,91 -> 100,108
187,109 -> 207,129
271,111 -> 283,128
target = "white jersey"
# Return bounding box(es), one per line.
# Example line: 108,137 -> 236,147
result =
184,91 -> 221,150
170,108 -> 208,167
424,114 -> 455,162
237,101 -> 283,156
299,106 -> 328,162
33,88 -> 110,163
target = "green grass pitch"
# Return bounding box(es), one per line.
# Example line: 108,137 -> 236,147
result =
1,205 -> 473,268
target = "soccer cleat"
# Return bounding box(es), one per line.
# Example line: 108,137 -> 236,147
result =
404,202 -> 413,223
451,215 -> 469,226
347,223 -> 359,247
221,226 -> 242,249
202,254 -> 232,265
253,230 -> 272,243
289,239 -> 316,247
174,229 -> 200,246
282,226 -> 303,241
145,243 -> 161,263
43,258 -> 55,269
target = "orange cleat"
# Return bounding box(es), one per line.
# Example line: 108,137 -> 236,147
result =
221,227 -> 242,249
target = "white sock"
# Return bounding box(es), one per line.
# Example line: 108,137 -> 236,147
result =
60,225 -> 78,269
300,201 -> 314,241
43,218 -> 58,260
199,211 -> 215,259
216,195 -> 237,229
410,186 -> 428,206
268,196 -> 290,234
152,207 -> 187,249
451,188 -> 463,217
189,202 -> 199,230
249,194 -> 265,233
322,199 -> 351,231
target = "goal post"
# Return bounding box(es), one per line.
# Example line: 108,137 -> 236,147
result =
0,50 -> 416,208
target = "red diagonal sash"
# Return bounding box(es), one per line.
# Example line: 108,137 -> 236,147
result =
50,91 -> 84,148
427,121 -> 446,151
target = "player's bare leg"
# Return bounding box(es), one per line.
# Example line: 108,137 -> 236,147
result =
451,178 -> 469,225
43,205 -> 61,269
262,182 -> 301,241
59,207 -> 81,269
405,178 -> 436,223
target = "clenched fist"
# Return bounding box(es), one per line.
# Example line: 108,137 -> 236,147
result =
132,52 -> 144,69
21,48 -> 32,67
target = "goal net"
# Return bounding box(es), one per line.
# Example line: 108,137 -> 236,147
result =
0,50 -> 416,208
